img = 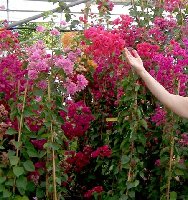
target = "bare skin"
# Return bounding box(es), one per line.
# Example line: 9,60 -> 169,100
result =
124,48 -> 188,119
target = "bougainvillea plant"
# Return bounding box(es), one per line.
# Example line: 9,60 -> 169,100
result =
0,0 -> 188,199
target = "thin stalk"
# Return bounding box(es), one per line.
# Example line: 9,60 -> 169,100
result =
17,80 -> 29,148
47,79 -> 57,200
13,80 -> 28,193
178,4 -> 184,25
126,73 -> 138,195
166,79 -> 180,199
166,135 -> 174,200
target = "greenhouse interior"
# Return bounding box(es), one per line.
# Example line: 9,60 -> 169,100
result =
0,0 -> 188,199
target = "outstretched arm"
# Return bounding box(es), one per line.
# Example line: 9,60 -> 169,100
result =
124,48 -> 188,119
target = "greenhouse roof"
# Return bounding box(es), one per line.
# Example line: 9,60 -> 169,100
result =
0,0 -> 131,27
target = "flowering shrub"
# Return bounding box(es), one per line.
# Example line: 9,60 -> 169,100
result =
0,0 -> 188,199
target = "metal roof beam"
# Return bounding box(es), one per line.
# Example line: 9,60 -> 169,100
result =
6,0 -> 91,29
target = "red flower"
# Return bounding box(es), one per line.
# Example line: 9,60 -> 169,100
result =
30,139 -> 47,150
28,171 -> 40,185
91,145 -> 112,158
84,186 -> 103,198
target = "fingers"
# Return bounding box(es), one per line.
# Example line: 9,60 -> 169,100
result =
132,50 -> 140,58
124,48 -> 132,57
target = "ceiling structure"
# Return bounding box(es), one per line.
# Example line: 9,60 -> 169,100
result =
0,0 -> 131,27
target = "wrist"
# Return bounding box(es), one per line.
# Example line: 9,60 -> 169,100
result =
136,66 -> 146,76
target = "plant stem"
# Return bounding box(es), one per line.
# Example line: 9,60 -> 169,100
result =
166,134 -> 174,200
17,80 -> 28,154
13,80 -> 28,194
47,79 -> 57,200
126,74 -> 138,196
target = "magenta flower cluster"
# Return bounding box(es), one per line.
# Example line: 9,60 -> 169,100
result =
64,144 -> 112,173
60,101 -> 94,140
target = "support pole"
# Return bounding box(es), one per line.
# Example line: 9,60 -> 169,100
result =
6,0 -> 90,29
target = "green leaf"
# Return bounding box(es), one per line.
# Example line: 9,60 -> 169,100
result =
13,166 -> 25,177
140,119 -> 148,129
44,142 -> 60,150
0,177 -> 6,184
6,128 -> 17,135
170,191 -> 177,200
3,189 -> 12,198
26,181 -> 35,192
134,180 -> 139,187
56,177 -> 61,185
16,176 -> 27,190
129,191 -> 135,198
9,155 -> 19,166
175,169 -> 184,176
135,85 -> 140,91
120,194 -> 128,200
17,187 -> 25,196
23,160 -> 35,172
12,141 -> 22,149
138,134 -> 146,146
137,146 -> 145,154
27,148 -> 38,157
65,13 -> 72,22
38,126 -> 46,135
14,196 -> 29,200
23,109 -> 34,117
8,150 -> 16,157
36,187 -> 45,198
0,185 -> 5,192
121,155 -> 130,164
33,89 -> 43,96
5,179 -> 14,186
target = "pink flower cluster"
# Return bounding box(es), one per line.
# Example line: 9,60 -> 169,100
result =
27,40 -> 51,80
50,28 -> 60,36
36,25 -> 46,33
154,17 -> 177,30
151,106 -> 167,126
0,104 -> 11,135
164,0 -> 181,12
179,133 -> 188,146
137,42 -> 160,58
0,104 -> 8,119
154,159 -> 161,167
55,56 -> 74,75
0,30 -> 19,52
54,50 -> 87,95
83,25 -> 129,107
28,171 -> 40,185
111,15 -> 139,47
60,101 -> 94,140
84,186 -> 103,198
84,26 -> 125,59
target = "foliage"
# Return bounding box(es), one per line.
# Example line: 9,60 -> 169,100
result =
0,0 -> 188,199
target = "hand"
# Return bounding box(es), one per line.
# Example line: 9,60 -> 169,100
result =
124,48 -> 145,74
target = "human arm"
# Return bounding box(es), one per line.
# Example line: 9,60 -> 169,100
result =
124,48 -> 188,119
